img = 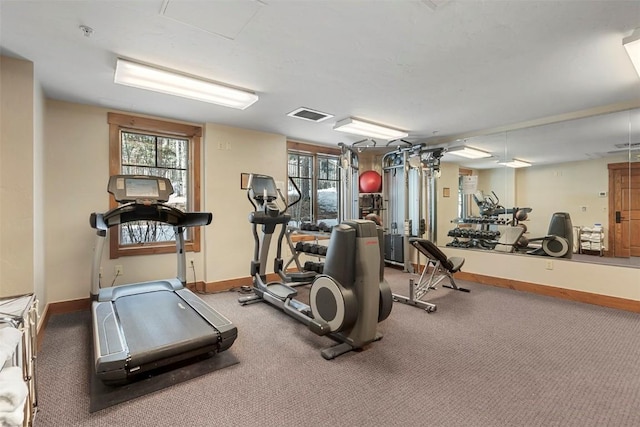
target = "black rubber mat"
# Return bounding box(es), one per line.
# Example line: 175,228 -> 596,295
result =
89,340 -> 239,412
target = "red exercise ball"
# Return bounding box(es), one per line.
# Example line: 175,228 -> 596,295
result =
359,170 -> 382,193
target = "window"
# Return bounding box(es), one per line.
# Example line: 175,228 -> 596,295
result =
108,112 -> 202,258
287,142 -> 341,227
458,168 -> 473,219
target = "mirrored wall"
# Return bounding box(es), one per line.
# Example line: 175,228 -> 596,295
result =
437,107 -> 640,267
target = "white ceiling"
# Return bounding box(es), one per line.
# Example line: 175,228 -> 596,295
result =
1,0 -> 639,167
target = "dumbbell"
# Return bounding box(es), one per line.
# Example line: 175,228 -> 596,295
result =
317,246 -> 327,256
307,262 -> 319,273
295,241 -> 304,252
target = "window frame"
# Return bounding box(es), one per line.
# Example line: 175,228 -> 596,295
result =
287,141 -> 341,225
108,112 -> 202,259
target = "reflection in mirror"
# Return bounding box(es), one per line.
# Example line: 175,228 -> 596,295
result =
438,108 -> 640,268
619,110 -> 640,264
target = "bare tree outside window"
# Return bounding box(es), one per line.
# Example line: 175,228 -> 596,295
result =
108,112 -> 202,259
288,152 -> 313,226
119,131 -> 189,245
317,155 -> 339,225
287,150 -> 339,227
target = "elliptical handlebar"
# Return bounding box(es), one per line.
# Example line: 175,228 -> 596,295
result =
247,190 -> 258,212
286,176 -> 302,211
246,173 -> 301,218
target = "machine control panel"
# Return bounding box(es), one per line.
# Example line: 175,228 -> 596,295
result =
107,175 -> 174,203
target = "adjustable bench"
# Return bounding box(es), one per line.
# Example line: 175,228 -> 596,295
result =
392,238 -> 469,312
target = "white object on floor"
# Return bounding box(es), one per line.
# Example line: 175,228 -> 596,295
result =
0,329 -> 22,364
0,395 -> 25,427
0,367 -> 27,412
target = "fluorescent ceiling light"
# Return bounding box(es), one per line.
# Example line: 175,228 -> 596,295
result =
623,29 -> 640,77
446,146 -> 492,159
498,159 -> 532,168
333,118 -> 408,140
114,58 -> 258,110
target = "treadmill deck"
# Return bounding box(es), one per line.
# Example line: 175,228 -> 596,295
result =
92,280 -> 236,383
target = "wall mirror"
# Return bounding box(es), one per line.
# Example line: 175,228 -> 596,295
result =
438,107 -> 640,268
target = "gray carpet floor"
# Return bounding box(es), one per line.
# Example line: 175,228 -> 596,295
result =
34,268 -> 640,426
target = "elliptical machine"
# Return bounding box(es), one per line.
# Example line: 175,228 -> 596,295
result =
239,173 -> 393,360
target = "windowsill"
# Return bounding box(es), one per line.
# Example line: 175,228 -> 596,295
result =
110,241 -> 198,259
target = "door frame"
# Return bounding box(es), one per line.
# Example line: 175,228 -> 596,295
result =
608,161 -> 640,257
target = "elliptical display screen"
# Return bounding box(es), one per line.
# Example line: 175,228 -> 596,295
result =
250,175 -> 278,199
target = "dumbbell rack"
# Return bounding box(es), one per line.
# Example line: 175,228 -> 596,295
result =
284,227 -> 332,277
446,216 -> 507,250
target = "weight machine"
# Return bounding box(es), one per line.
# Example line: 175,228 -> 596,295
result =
381,144 -> 444,271
338,142 -> 359,223
381,146 -> 421,270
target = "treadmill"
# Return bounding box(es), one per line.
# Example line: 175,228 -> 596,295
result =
89,175 -> 237,385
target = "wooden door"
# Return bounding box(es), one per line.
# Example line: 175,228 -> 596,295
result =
609,162 -> 640,257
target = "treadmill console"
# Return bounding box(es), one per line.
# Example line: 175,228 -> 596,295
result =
108,175 -> 174,203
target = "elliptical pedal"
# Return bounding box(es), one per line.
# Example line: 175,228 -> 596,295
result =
265,282 -> 297,300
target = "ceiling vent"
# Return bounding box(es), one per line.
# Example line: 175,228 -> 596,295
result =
287,107 -> 334,123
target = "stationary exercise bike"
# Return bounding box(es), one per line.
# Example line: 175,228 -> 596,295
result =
239,173 -> 393,360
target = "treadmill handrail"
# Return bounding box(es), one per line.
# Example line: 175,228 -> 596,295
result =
90,203 -> 212,231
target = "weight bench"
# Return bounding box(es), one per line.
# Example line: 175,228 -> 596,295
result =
392,238 -> 469,312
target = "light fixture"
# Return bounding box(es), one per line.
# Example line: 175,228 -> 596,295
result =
446,146 -> 492,159
114,58 -> 258,110
623,28 -> 640,77
333,118 -> 408,140
498,159 -> 532,168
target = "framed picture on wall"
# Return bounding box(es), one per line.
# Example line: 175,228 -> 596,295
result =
241,173 -> 251,190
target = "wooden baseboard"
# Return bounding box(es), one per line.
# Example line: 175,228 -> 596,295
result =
37,269 -> 638,347
36,303 -> 50,349
186,281 -> 208,293
37,297 -> 91,348
200,277 -> 252,293
455,271 -> 640,313
197,273 -> 282,294
36,274 -> 259,338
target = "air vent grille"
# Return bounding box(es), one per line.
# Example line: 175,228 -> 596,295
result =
287,107 -> 334,123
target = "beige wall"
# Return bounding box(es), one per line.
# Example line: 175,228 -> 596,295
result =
435,162 -> 459,245
0,56 -> 35,297
4,55 -> 638,307
42,100 -> 287,303
33,71 -> 46,309
44,100 -> 117,302
203,124 -> 287,282
516,156 -> 627,239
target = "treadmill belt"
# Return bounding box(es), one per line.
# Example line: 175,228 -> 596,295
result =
114,290 -> 218,367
